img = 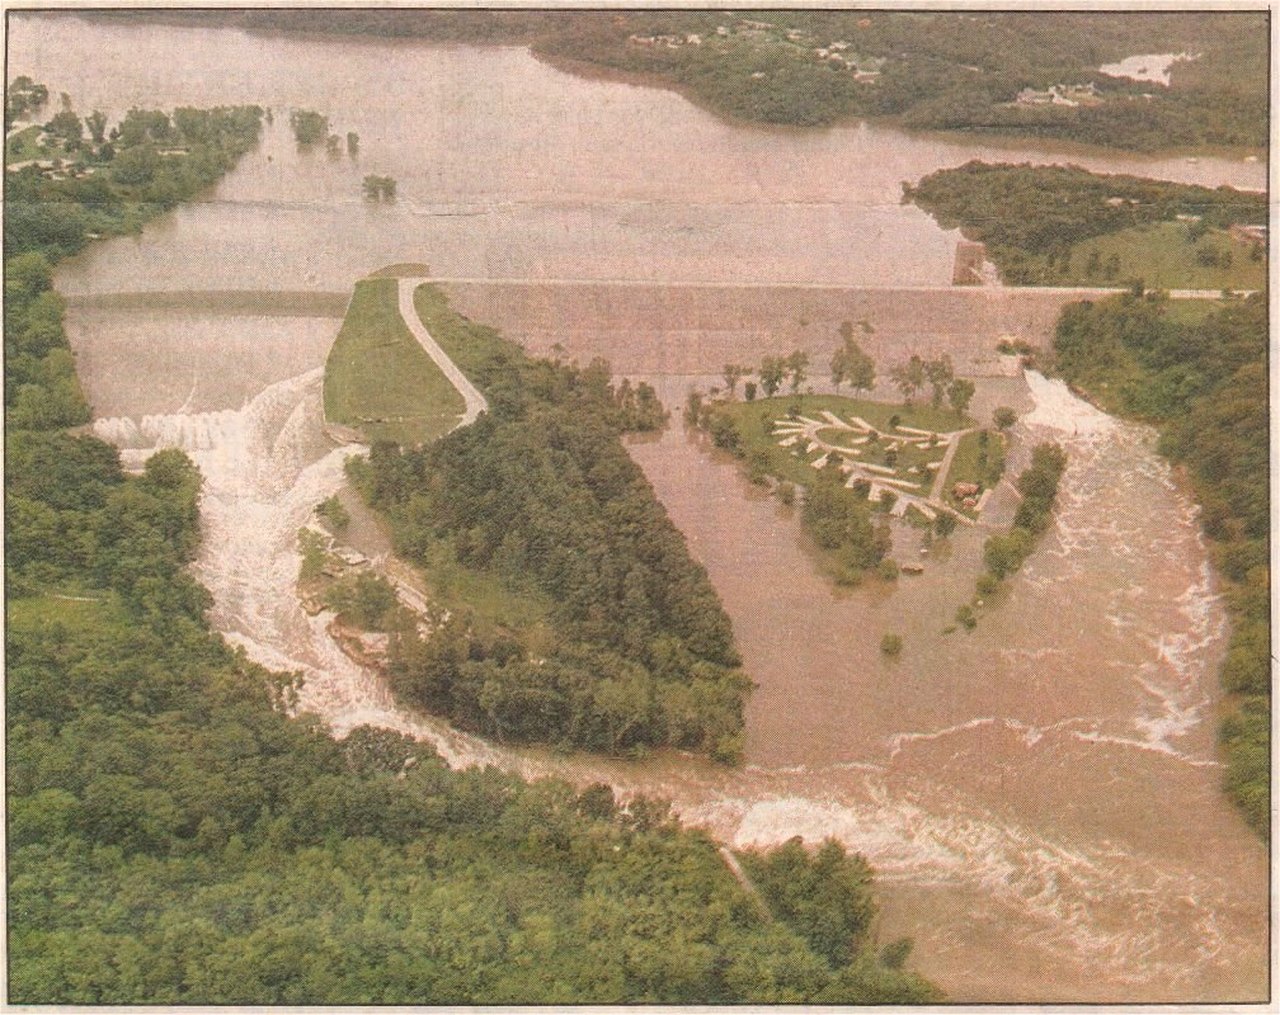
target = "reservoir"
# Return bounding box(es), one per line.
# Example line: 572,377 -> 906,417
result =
9,12 -> 1267,1003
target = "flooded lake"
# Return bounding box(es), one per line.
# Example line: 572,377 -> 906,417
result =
10,11 -> 1267,1004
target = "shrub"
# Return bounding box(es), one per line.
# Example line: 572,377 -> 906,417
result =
955,604 -> 977,630
976,572 -> 999,597
880,633 -> 903,656
877,559 -> 900,581
934,512 -> 957,537
777,481 -> 796,506
316,494 -> 350,532
994,407 -> 1018,430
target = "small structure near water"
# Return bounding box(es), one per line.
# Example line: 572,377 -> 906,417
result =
952,241 -> 988,285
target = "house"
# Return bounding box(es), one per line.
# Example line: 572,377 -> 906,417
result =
1017,87 -> 1056,105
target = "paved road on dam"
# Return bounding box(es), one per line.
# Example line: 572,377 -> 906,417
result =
397,277 -> 489,427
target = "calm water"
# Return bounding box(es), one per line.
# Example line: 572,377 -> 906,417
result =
11,13 -> 1264,295
11,12 -> 1266,1003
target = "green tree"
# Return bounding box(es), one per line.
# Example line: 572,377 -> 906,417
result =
946,378 -> 975,417
85,110 -> 108,144
786,350 -> 810,394
46,110 -> 83,149
722,363 -> 748,399
289,109 -> 329,145
888,355 -> 925,404
759,356 -> 785,397
831,335 -> 875,396
923,355 -> 954,408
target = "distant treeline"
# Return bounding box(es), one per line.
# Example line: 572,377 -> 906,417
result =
1053,292 -> 1268,836
348,286 -> 749,761
110,8 -> 1268,151
905,162 -> 1266,285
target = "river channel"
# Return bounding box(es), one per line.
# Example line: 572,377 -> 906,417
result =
9,12 -> 1267,1003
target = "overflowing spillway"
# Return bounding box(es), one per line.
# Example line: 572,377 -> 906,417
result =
87,361 -> 1265,1002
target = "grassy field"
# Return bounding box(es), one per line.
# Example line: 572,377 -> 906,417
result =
9,591 -> 115,629
323,277 -> 464,445
5,124 -> 46,164
1053,222 -> 1266,291
944,429 -> 1006,514
710,393 -> 974,493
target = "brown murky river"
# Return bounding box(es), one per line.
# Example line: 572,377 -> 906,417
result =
9,12 -> 1267,1003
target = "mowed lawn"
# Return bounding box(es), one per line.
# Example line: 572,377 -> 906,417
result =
1055,222 -> 1266,291
324,277 -> 465,445
712,393 -> 974,490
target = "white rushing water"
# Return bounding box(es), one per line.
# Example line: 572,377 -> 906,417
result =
86,361 -> 1262,1001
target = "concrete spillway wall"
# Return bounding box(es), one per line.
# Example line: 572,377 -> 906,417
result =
442,281 -> 1102,378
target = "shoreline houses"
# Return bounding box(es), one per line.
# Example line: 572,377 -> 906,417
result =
1015,82 -> 1100,107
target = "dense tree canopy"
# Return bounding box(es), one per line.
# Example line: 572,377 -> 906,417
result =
346,287 -> 745,761
5,106 -> 936,1004
905,161 -> 1266,285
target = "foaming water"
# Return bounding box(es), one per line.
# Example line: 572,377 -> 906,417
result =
620,374 -> 1265,1001
35,7 -> 1262,990
91,369 -> 505,770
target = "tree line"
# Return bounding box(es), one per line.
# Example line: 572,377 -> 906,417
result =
96,10 -> 1264,153
346,286 -> 747,761
1053,291 -> 1268,836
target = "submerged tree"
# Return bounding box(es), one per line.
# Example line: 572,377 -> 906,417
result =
362,175 -> 397,202
289,108 -> 329,146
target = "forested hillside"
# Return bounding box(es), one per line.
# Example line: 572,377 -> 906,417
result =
1052,292 -> 1268,835
347,286 -> 750,761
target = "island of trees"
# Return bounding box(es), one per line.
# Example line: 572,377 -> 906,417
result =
5,92 -> 937,1004
688,338 -> 1006,588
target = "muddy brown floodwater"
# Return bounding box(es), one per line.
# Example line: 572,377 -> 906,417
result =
12,10 -> 1267,1005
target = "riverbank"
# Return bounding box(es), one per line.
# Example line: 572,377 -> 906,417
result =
15,11 -> 1266,1000
1049,290 -> 1269,837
